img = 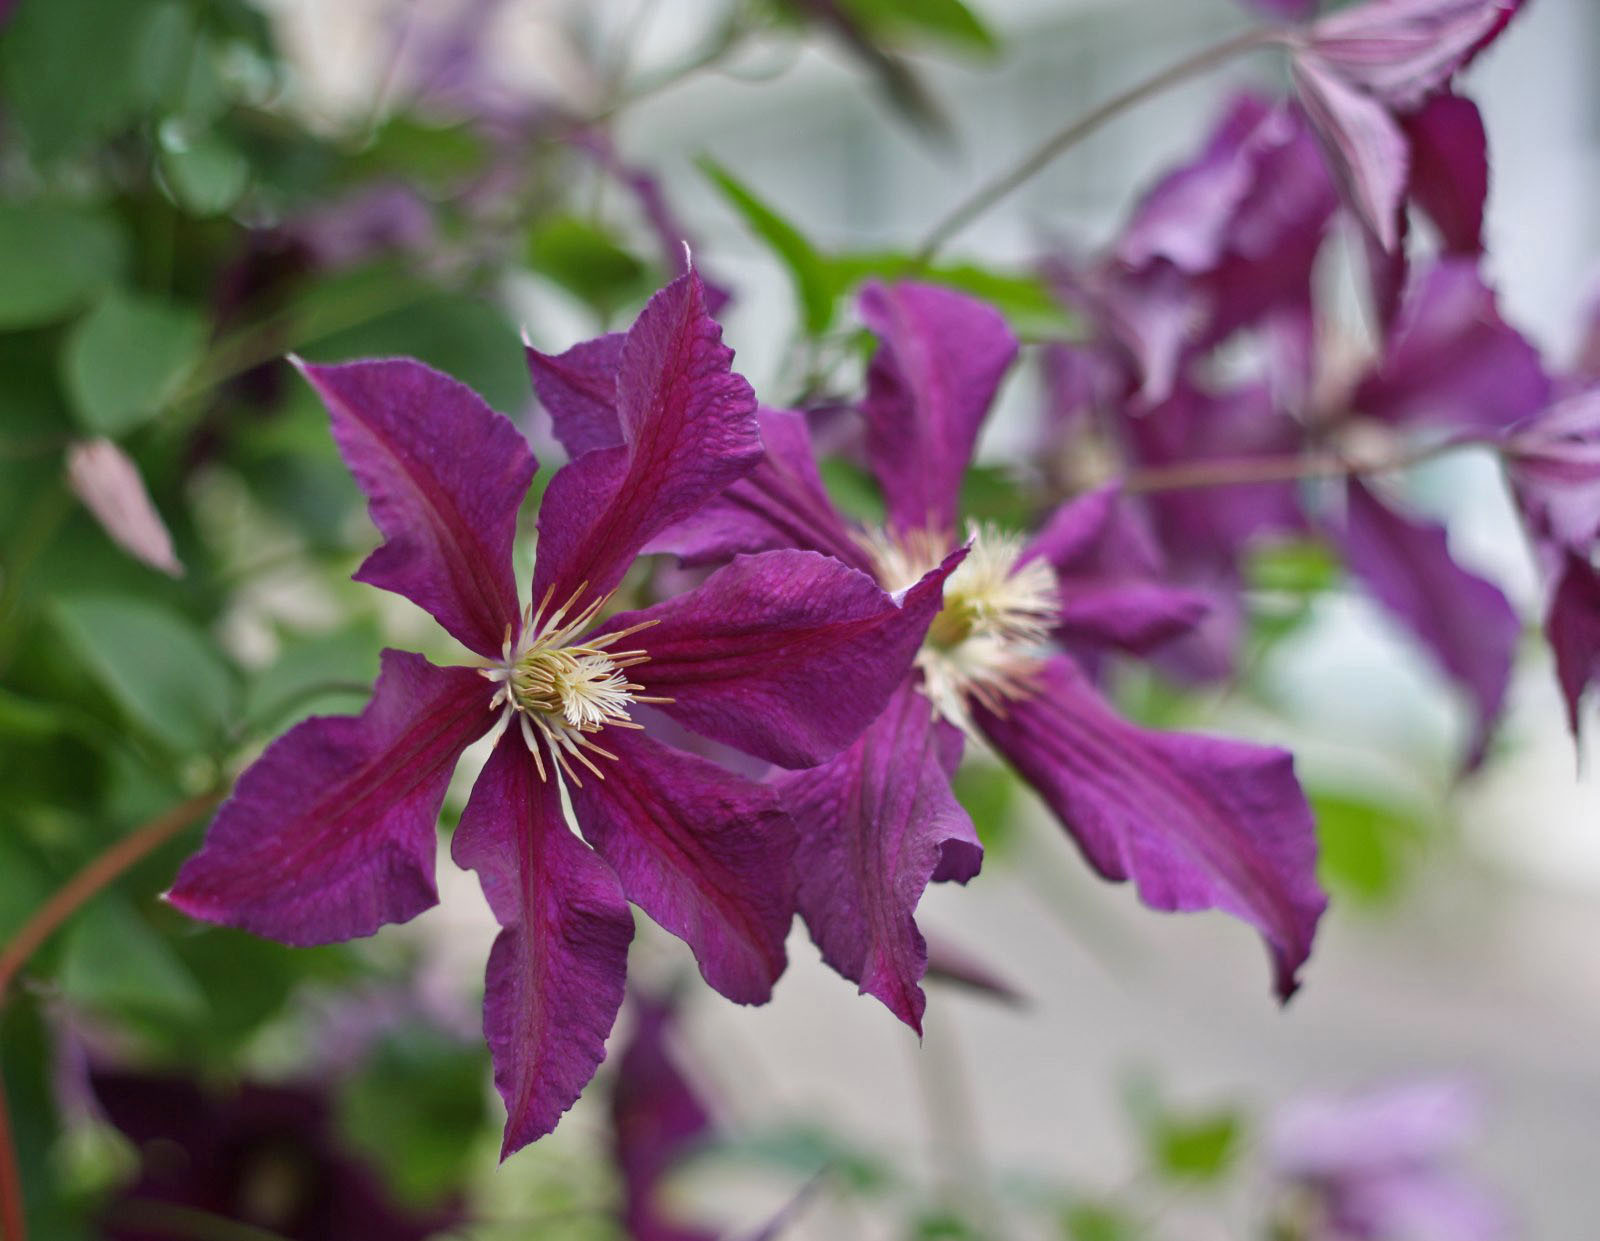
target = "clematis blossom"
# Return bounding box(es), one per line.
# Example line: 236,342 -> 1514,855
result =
169,272 -> 951,1154
539,281 -> 1327,1023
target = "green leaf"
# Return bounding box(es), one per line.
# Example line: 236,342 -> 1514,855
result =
0,0 -> 169,159
172,929 -> 354,1051
63,290 -> 205,435
1150,1109 -> 1243,1182
526,214 -> 652,317
818,457 -> 885,525
1061,1202 -> 1141,1241
53,594 -> 235,754
339,1031 -> 490,1205
354,116 -> 487,190
837,0 -> 999,54
829,252 -> 1075,337
58,898 -> 207,1022
708,1124 -> 894,1196
1312,789 -> 1429,906
952,759 -> 1018,858
959,464 -> 1032,530
701,158 -> 837,335
242,623 -> 381,734
157,124 -> 252,216
0,204 -> 126,330
0,835 -> 53,942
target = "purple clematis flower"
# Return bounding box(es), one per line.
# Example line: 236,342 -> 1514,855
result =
169,272 -> 951,1154
537,281 -> 1327,1021
93,1069 -> 462,1241
1267,1078 -> 1507,1240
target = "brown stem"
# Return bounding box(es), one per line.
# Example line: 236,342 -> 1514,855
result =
915,27 -> 1280,262
1120,437 -> 1479,495
0,790 -> 222,1006
0,1070 -> 22,1241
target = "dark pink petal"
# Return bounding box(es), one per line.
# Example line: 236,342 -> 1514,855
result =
1354,260 -> 1551,431
169,651 -> 492,945
613,992 -> 719,1241
571,729 -> 796,1005
1026,486 -> 1210,654
646,407 -> 870,572
530,272 -> 761,614
1338,480 -> 1519,767
1307,0 -> 1527,108
1546,552 -> 1600,738
859,281 -> 1018,534
452,734 -> 635,1156
1291,52 -> 1411,251
775,683 -> 980,1033
297,358 -> 534,658
973,656 -> 1325,1000
1402,92 -> 1488,254
612,547 -> 960,769
1505,391 -> 1600,556
525,332 -> 626,458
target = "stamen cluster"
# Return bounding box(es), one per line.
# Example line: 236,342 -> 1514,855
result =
863,523 -> 1061,731
482,583 -> 664,785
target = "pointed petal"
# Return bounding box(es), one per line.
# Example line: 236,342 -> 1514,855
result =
65,438 -> 184,577
973,656 -> 1325,1000
452,734 -> 635,1156
859,281 -> 1018,535
169,650 -> 491,945
525,332 -> 626,458
1353,259 -> 1550,431
571,730 -> 795,1005
298,358 -> 535,658
610,547 -> 960,769
1546,551 -> 1600,739
1402,92 -> 1488,254
1307,0 -> 1527,108
530,272 -> 760,614
1338,480 -> 1519,767
776,683 -> 980,1033
646,407 -> 870,572
1291,52 -> 1411,251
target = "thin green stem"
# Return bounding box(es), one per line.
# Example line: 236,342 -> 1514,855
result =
915,27 -> 1280,262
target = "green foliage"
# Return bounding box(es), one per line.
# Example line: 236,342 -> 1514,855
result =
1124,1074 -> 1246,1185
835,0 -> 999,54
52,593 -> 237,755
0,203 -> 126,330
63,290 -> 206,434
527,213 -> 655,319
953,758 -> 1019,858
1312,788 -> 1430,906
158,125 -> 253,216
58,897 -> 208,1024
711,1123 -> 895,1196
1061,1202 -> 1143,1241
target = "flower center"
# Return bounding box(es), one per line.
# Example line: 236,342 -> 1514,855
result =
862,522 -> 1061,732
483,584 -> 664,785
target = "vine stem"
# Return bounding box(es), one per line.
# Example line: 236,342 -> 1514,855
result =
1119,436 -> 1482,495
915,26 -> 1280,262
0,789 -> 223,1241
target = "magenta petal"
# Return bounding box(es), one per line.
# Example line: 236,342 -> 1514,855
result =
169,651 -> 492,945
646,407 -> 869,572
1353,260 -> 1550,431
1307,0 -> 1527,108
1338,480 -> 1519,767
1546,552 -> 1600,738
1402,92 -> 1488,254
571,730 -> 796,1005
610,547 -> 959,769
530,272 -> 761,614
974,656 -> 1325,1000
776,683 -> 980,1033
1291,52 -> 1411,251
298,358 -> 534,658
859,281 -> 1019,534
452,734 -> 634,1156
525,332 -> 627,458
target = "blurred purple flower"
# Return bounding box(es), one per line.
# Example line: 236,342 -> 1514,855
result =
170,272 -> 947,1154
1240,0 -> 1320,18
571,282 -> 1327,1017
93,1070 -> 461,1241
1268,1078 -> 1507,1241
612,993 -> 720,1241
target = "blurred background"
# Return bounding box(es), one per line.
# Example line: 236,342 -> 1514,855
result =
3,0 -> 1598,1237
